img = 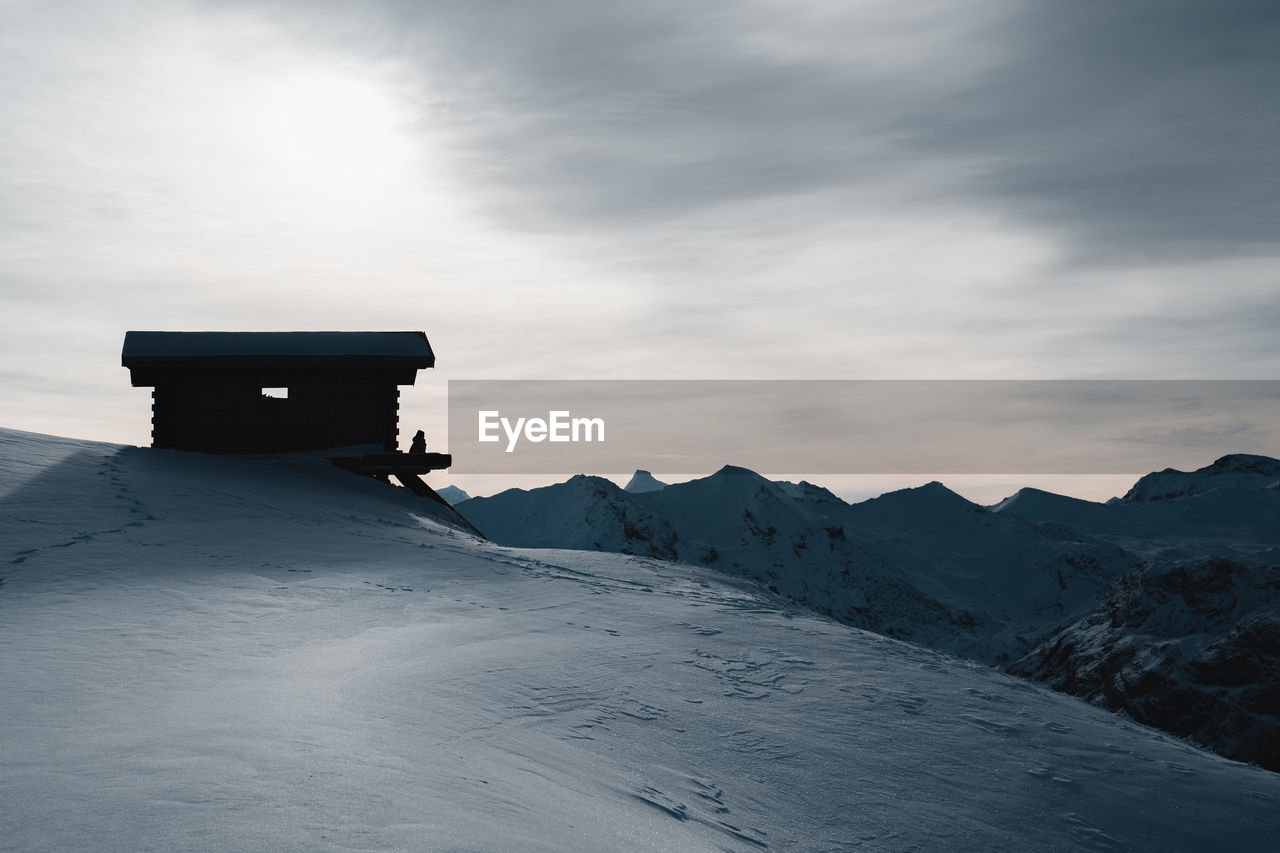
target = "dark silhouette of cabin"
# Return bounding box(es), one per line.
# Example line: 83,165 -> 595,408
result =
121,331 -> 435,454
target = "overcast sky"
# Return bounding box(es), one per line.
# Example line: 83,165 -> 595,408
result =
2,0 -> 1277,499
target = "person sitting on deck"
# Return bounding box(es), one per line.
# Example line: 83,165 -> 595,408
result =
409,430 -> 426,454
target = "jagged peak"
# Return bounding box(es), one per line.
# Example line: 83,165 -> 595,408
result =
435,485 -> 471,506
624,469 -> 669,493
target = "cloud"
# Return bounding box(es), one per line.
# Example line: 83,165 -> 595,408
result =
241,0 -> 993,222
909,0 -> 1280,266
3,0 -> 1279,458
257,0 -> 1280,268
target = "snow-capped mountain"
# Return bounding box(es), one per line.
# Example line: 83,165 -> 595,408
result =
1119,453 -> 1280,503
434,484 -> 471,505
460,474 -> 679,559
623,469 -> 668,493
5,426 -> 1280,851
460,465 -> 1141,664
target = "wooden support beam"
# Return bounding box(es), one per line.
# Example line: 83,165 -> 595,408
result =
328,453 -> 483,536
329,452 -> 452,475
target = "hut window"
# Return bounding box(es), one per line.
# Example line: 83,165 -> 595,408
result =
262,386 -> 289,399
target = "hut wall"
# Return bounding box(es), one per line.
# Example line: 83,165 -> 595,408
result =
149,369 -> 402,452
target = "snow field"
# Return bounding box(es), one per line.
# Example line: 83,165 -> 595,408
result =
2,429 -> 1278,851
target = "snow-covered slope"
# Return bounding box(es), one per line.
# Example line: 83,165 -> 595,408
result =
462,466 -> 1138,664
990,487 -> 1112,526
5,426 -> 1279,851
623,469 -> 668,493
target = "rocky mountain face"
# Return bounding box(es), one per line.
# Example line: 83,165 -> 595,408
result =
986,453 -> 1280,771
459,454 -> 1280,771
1010,556 -> 1280,771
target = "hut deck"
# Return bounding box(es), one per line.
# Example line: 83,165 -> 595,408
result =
329,451 -> 456,510
328,452 -> 453,475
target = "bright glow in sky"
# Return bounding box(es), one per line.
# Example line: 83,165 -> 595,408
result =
249,71 -> 411,192
2,0 -> 1278,501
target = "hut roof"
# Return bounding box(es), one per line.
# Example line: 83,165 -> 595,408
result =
121,331 -> 435,370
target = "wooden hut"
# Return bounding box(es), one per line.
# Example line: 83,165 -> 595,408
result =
121,331 -> 435,454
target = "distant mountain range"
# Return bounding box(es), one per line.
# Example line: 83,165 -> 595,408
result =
457,455 -> 1280,770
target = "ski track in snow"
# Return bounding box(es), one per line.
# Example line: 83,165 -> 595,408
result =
2,429 -> 1280,852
